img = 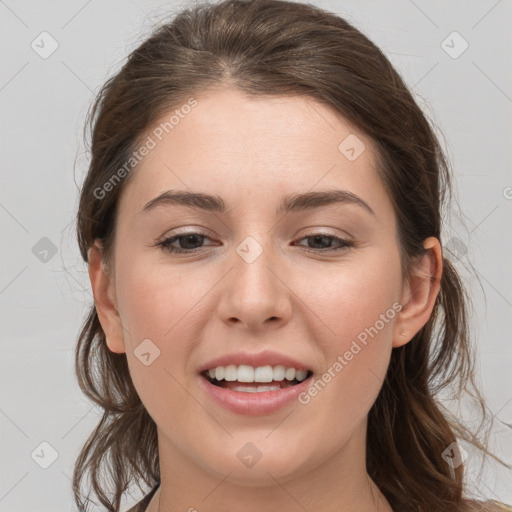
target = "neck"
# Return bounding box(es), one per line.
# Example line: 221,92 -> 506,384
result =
147,423 -> 393,512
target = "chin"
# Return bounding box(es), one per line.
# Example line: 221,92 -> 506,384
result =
196,438 -> 314,487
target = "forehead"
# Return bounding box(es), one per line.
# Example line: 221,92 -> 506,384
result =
117,88 -> 392,222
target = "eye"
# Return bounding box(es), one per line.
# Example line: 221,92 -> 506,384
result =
294,233 -> 354,252
155,230 -> 215,254
154,231 -> 354,255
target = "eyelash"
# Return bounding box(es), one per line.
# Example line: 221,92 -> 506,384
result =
155,230 -> 354,254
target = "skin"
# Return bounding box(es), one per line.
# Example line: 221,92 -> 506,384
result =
89,88 -> 442,512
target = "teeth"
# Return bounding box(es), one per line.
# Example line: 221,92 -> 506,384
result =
295,369 -> 308,381
254,366 -> 273,382
204,364 -> 310,383
232,385 -> 281,393
224,364 -> 238,381
285,368 -> 295,381
273,365 -> 285,380
215,367 -> 225,380
237,365 -> 254,382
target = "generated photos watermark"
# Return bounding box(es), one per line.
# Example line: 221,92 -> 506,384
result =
93,97 -> 198,200
298,302 -> 403,405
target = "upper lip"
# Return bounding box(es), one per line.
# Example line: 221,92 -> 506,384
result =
198,350 -> 312,374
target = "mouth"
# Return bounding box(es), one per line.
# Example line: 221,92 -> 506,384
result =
201,364 -> 314,393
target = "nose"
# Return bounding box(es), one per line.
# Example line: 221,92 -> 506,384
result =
216,239 -> 292,332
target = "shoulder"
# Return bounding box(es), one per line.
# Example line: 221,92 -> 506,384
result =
463,499 -> 512,512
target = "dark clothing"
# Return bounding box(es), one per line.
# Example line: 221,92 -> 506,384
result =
126,484 -> 159,512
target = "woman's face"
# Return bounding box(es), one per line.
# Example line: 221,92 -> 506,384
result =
94,88 -> 425,485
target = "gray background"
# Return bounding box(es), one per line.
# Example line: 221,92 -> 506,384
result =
1,0 -> 511,510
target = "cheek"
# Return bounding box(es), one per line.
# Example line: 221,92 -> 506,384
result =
300,247 -> 401,424
113,250 -> 224,414
113,254 -> 209,427
310,245 -> 402,347
114,250 -> 209,344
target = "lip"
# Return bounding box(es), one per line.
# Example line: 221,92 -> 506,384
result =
198,349 -> 311,373
199,371 -> 313,416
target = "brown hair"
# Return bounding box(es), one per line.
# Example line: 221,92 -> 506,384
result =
73,1 -> 509,511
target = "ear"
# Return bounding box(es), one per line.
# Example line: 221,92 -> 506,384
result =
88,241 -> 126,353
393,237 -> 443,348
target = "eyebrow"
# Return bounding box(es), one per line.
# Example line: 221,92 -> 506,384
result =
141,189 -> 375,217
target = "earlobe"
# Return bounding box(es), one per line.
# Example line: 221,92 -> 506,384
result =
393,237 -> 443,348
88,241 -> 126,354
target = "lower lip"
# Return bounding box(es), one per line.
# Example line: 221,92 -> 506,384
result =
199,375 -> 313,416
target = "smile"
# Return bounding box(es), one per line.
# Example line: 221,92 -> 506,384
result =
199,365 -> 314,416
202,364 -> 312,392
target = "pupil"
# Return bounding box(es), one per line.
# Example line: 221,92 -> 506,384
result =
312,235 -> 329,248
181,234 -> 202,249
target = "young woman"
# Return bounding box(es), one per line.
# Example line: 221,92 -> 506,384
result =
72,1 -> 511,511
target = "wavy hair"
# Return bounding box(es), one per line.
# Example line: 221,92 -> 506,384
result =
73,1 -> 509,510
